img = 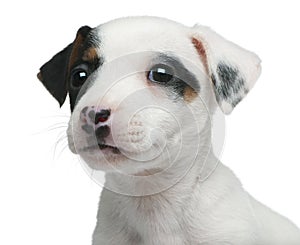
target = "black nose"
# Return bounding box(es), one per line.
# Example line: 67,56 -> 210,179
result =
94,109 -> 111,124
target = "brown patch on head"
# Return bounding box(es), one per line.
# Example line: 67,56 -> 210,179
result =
183,86 -> 198,102
68,32 -> 85,70
67,26 -> 96,72
192,37 -> 209,74
83,47 -> 98,63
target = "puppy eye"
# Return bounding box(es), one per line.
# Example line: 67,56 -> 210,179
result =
148,64 -> 174,83
71,64 -> 89,88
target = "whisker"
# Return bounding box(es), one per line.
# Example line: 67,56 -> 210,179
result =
54,132 -> 68,146
41,114 -> 70,119
56,132 -> 68,144
47,125 -> 68,132
32,122 -> 68,136
48,122 -> 69,127
54,142 -> 69,160
53,132 -> 68,159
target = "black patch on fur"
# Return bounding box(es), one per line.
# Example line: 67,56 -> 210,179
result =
73,56 -> 104,109
151,54 -> 200,100
211,73 -> 217,87
68,30 -> 102,111
95,125 -> 110,140
212,62 -> 245,104
81,124 -> 94,134
81,106 -> 88,115
88,110 -> 96,120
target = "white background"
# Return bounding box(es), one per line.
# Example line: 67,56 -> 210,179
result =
1,0 -> 299,244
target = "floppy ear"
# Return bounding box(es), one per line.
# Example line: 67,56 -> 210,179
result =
191,25 -> 261,114
37,26 -> 92,107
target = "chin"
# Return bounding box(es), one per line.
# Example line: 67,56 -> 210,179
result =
72,141 -> 165,175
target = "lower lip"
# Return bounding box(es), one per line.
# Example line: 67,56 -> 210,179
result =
80,144 -> 120,154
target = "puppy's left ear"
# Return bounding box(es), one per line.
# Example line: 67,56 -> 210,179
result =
191,25 -> 261,114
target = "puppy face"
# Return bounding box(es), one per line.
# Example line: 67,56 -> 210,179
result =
38,17 -> 261,175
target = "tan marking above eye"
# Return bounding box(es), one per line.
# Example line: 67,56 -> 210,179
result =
183,86 -> 198,102
83,47 -> 98,63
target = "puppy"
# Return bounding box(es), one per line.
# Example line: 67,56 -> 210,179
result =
37,16 -> 300,244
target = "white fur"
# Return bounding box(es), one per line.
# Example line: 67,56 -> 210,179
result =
66,17 -> 300,244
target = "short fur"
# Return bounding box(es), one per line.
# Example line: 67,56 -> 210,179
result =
38,17 -> 300,244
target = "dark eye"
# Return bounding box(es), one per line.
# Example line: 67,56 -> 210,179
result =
71,64 -> 89,88
148,64 -> 174,83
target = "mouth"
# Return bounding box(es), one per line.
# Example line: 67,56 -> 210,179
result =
79,143 -> 121,154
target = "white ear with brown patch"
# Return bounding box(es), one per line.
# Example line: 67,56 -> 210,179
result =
191,25 -> 261,114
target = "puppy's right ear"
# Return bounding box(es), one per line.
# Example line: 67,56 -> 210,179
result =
37,44 -> 73,106
37,26 -> 92,107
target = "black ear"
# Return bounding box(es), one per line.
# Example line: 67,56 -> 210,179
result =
37,44 -> 73,106
37,26 -> 92,107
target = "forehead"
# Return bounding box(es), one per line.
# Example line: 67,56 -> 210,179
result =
94,17 -> 194,62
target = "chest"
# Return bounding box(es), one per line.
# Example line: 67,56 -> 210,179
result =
115,194 -> 197,244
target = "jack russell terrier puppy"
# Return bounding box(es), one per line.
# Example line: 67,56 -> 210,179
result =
37,16 -> 300,244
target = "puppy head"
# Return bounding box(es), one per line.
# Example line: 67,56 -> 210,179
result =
37,17 -> 261,177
